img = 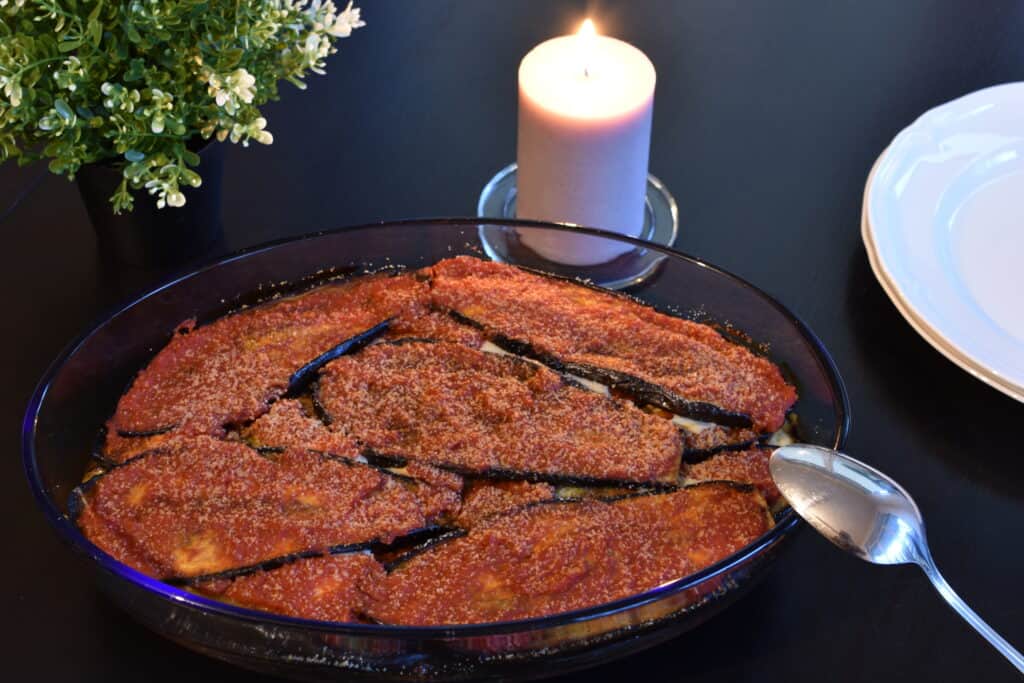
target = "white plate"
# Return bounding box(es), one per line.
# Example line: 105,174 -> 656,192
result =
864,82 -> 1024,402
862,163 -> 1024,401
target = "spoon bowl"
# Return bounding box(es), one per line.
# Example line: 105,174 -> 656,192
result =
768,443 -> 925,565
770,444 -> 1024,674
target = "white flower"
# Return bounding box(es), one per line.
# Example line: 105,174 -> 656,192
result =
145,88 -> 174,133
327,1 -> 365,37
230,69 -> 257,104
101,82 -> 140,112
228,116 -> 274,147
304,33 -> 326,59
305,0 -> 335,24
53,56 -> 84,92
166,191 -> 186,207
208,68 -> 257,115
249,117 -> 274,145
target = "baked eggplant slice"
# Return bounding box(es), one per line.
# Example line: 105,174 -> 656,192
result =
384,309 -> 487,348
101,272 -> 430,462
635,406 -> 764,461
486,330 -> 751,427
681,425 -> 764,461
243,400 -> 464,519
99,427 -> 179,466
286,318 -> 392,395
453,480 -> 557,528
429,256 -> 796,432
242,398 -> 361,456
190,551 -> 385,623
379,528 -> 468,572
552,483 -> 641,501
682,446 -> 781,506
315,340 -> 682,486
363,482 -> 772,625
73,436 -> 457,580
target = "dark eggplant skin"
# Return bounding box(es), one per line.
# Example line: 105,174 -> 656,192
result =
308,381 -> 333,425
375,336 -> 437,347
683,439 -> 762,463
382,499 -> 640,573
66,446 -> 184,525
382,528 -> 468,573
168,539 -> 403,587
681,432 -> 769,463
383,487 -> 700,573
678,479 -> 757,495
285,318 -> 392,396
92,423 -> 175,467
360,448 -> 678,492
66,485 -> 90,525
115,425 -> 178,438
373,525 -> 456,560
183,527 -> 464,585
170,548 -> 339,586
99,314 -> 390,456
309,450 -> 424,486
444,311 -> 754,428
89,426 -> 108,462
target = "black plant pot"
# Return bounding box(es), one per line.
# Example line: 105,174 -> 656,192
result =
77,141 -> 225,269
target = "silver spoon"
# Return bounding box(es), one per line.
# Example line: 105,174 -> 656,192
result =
770,443 -> 1024,674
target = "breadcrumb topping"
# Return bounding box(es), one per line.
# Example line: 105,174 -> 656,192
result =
430,256 -> 796,432
316,340 -> 682,484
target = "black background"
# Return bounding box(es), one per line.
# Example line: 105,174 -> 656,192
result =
4,1 -> 1024,680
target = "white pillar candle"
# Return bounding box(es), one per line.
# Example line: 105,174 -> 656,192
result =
516,20 -> 656,266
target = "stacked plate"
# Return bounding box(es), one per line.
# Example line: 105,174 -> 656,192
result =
862,82 -> 1024,403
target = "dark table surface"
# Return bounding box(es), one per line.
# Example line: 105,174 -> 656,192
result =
4,1 -> 1024,681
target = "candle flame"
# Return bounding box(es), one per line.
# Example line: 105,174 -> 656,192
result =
578,19 -> 597,77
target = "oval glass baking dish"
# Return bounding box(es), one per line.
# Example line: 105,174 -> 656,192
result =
23,219 -> 849,681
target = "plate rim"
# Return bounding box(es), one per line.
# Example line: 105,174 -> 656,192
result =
861,148 -> 1024,402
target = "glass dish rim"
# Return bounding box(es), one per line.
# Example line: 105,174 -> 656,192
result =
22,217 -> 851,639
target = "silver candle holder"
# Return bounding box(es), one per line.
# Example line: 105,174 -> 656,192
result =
476,163 -> 678,290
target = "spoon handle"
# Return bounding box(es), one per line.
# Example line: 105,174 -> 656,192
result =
919,559 -> 1024,674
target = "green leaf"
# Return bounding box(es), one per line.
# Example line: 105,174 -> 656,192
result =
124,149 -> 145,162
219,48 -> 244,69
87,19 -> 102,46
124,161 -> 148,179
58,38 -> 83,53
124,58 -> 145,82
180,168 -> 202,187
54,99 -> 73,121
122,18 -> 142,44
87,0 -> 103,23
